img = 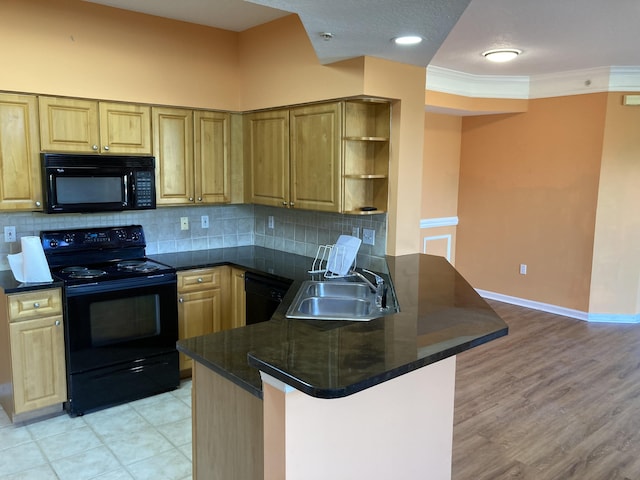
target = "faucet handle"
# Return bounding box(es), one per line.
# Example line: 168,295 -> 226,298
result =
362,268 -> 384,285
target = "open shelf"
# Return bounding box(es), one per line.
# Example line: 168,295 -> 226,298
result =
342,100 -> 391,214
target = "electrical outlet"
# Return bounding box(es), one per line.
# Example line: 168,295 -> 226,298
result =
362,228 -> 375,246
352,227 -> 360,238
201,215 -> 209,229
268,216 -> 275,229
4,226 -> 16,243
519,264 -> 527,275
180,217 -> 189,231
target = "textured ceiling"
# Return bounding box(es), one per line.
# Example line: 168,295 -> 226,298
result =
84,0 -> 640,77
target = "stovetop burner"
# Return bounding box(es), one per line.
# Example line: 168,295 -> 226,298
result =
64,268 -> 108,279
116,260 -> 160,273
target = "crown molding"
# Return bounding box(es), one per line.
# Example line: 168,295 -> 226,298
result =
427,65 -> 640,100
426,65 -> 529,99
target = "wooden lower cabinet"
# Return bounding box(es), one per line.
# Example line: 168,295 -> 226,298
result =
177,266 -> 247,376
177,267 -> 228,374
0,288 -> 67,421
230,267 -> 246,330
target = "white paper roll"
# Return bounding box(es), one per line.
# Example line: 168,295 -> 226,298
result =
7,236 -> 53,283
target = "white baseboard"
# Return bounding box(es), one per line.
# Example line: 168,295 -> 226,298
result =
476,289 -> 640,324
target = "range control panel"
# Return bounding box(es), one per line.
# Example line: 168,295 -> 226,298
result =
41,225 -> 146,252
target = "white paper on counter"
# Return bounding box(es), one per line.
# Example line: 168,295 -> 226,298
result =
7,236 -> 53,283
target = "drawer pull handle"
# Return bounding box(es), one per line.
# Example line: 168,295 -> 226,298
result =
55,320 -> 60,326
33,302 -> 40,308
179,297 -> 184,303
197,278 -> 203,283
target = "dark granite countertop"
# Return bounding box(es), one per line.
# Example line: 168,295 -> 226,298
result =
1,246 -> 507,399
172,248 -> 508,400
0,270 -> 63,294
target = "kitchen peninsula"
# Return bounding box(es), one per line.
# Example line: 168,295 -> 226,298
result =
172,247 -> 508,480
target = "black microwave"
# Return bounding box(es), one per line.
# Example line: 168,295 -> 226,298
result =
42,154 -> 156,214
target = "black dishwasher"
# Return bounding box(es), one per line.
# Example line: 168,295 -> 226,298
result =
244,272 -> 292,325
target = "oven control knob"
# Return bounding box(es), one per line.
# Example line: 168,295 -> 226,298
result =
64,234 -> 74,244
115,230 -> 127,240
131,232 -> 141,241
49,240 -> 59,248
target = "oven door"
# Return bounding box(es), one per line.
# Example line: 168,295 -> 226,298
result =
64,273 -> 178,375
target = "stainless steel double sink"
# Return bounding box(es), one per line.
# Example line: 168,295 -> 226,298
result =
285,280 -> 397,321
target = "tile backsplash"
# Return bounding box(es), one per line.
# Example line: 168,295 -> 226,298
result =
0,204 -> 387,270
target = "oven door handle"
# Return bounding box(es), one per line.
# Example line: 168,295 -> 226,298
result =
65,273 -> 177,297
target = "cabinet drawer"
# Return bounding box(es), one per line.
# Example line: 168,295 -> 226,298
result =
178,267 -> 227,292
8,289 -> 63,322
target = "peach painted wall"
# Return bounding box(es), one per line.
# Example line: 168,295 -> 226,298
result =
0,0 -> 240,109
237,15 -> 365,111
456,94 -> 607,311
420,112 -> 462,262
262,357 -> 456,480
589,93 -> 640,315
421,113 -> 462,219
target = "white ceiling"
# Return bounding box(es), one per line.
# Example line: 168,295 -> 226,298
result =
84,0 -> 640,77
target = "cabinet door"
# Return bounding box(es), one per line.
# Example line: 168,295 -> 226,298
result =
290,102 -> 342,212
39,96 -> 100,153
99,102 -> 151,155
9,315 -> 66,414
228,267 -> 246,330
153,107 -> 194,205
195,111 -> 230,204
0,93 -> 43,211
245,109 -> 290,208
177,289 -> 222,373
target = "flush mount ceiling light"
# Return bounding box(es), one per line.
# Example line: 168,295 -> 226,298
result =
393,35 -> 423,46
482,48 -> 522,63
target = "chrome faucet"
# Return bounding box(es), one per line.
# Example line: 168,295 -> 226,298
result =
353,269 -> 388,309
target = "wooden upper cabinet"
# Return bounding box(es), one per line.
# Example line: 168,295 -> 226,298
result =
0,93 -> 43,211
153,107 -> 194,205
154,107 -> 230,206
290,102 -> 342,212
38,96 -> 151,155
98,102 -> 151,154
195,111 -> 230,204
245,109 -> 290,208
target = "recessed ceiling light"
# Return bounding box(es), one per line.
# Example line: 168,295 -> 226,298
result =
394,36 -> 423,46
482,48 -> 522,62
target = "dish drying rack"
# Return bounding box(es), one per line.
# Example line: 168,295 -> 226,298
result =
309,244 -> 357,278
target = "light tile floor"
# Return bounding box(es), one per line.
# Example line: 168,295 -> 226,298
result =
0,380 -> 193,480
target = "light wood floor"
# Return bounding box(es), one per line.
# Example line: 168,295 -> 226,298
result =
453,301 -> 640,480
